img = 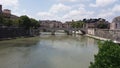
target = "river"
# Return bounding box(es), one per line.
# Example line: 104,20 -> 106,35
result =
0,35 -> 98,68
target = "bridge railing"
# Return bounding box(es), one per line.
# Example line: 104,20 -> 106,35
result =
39,27 -> 86,31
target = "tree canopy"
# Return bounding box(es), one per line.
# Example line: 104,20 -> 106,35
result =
0,15 -> 40,29
18,15 -> 31,29
97,23 -> 109,29
89,41 -> 120,68
71,21 -> 85,28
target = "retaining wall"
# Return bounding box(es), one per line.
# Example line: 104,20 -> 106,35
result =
93,29 -> 120,41
0,27 -> 40,39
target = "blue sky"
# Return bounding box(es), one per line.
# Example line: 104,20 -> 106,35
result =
0,0 -> 120,22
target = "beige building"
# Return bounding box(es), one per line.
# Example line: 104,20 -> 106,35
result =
110,23 -> 116,29
62,21 -> 72,28
110,16 -> 120,30
85,23 -> 96,28
87,28 -> 95,35
40,20 -> 63,28
0,5 -> 18,20
3,9 -> 11,14
3,9 -> 12,18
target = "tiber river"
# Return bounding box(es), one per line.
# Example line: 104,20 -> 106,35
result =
0,34 -> 98,68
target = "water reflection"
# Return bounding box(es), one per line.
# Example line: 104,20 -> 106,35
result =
0,35 -> 98,68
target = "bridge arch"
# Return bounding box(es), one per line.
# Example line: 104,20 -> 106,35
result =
39,27 -> 86,35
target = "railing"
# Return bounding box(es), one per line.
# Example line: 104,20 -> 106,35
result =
39,27 -> 86,31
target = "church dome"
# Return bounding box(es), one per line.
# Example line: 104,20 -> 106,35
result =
112,16 -> 120,23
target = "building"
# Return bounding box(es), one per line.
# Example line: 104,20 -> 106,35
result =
110,23 -> 116,29
40,20 -> 63,28
0,5 -> 2,14
110,16 -> 120,30
3,9 -> 11,14
2,8 -> 18,19
87,28 -> 95,35
85,23 -> 96,28
10,14 -> 19,20
85,18 -> 109,29
62,21 -> 72,28
2,9 -> 11,18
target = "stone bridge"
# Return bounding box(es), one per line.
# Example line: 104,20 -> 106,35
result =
39,27 -> 87,35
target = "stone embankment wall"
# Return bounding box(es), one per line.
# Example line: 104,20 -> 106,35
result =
95,29 -> 120,41
88,29 -> 120,41
0,27 -> 40,39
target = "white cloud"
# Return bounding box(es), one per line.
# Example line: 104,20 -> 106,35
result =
58,0 -> 77,2
37,12 -> 53,17
37,3 -> 95,21
0,0 -> 19,7
95,8 -> 115,22
71,4 -> 85,9
112,4 -> 120,12
49,3 -> 71,13
13,10 -> 36,19
13,10 -> 27,16
98,12 -> 114,18
37,3 -> 71,21
36,1 -> 119,22
58,0 -> 91,3
97,4 -> 120,19
90,0 -> 118,7
37,12 -> 60,20
62,7 -> 94,21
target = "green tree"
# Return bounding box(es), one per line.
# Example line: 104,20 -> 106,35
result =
12,19 -> 19,27
71,21 -> 85,28
97,23 -> 108,29
0,14 -> 4,25
3,19 -> 15,27
89,41 -> 120,68
76,21 -> 84,28
0,14 -> 40,28
71,21 -> 77,28
30,18 -> 40,29
18,15 -> 31,29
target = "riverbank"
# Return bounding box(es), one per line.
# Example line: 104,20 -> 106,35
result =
0,36 -> 39,41
0,27 -> 40,41
86,34 -> 120,44
0,36 -> 40,43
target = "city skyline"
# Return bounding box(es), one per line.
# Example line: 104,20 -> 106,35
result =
0,0 -> 120,22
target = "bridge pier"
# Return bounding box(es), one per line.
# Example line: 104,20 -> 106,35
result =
51,30 -> 55,35
73,30 -> 77,34
66,30 -> 72,35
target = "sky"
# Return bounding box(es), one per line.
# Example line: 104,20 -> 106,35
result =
0,0 -> 120,22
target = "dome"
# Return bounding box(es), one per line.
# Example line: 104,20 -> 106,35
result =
112,16 -> 120,23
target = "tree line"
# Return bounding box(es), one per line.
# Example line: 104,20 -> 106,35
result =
71,18 -> 109,29
0,14 -> 40,29
71,20 -> 85,28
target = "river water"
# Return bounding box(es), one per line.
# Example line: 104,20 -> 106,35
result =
0,35 -> 98,68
